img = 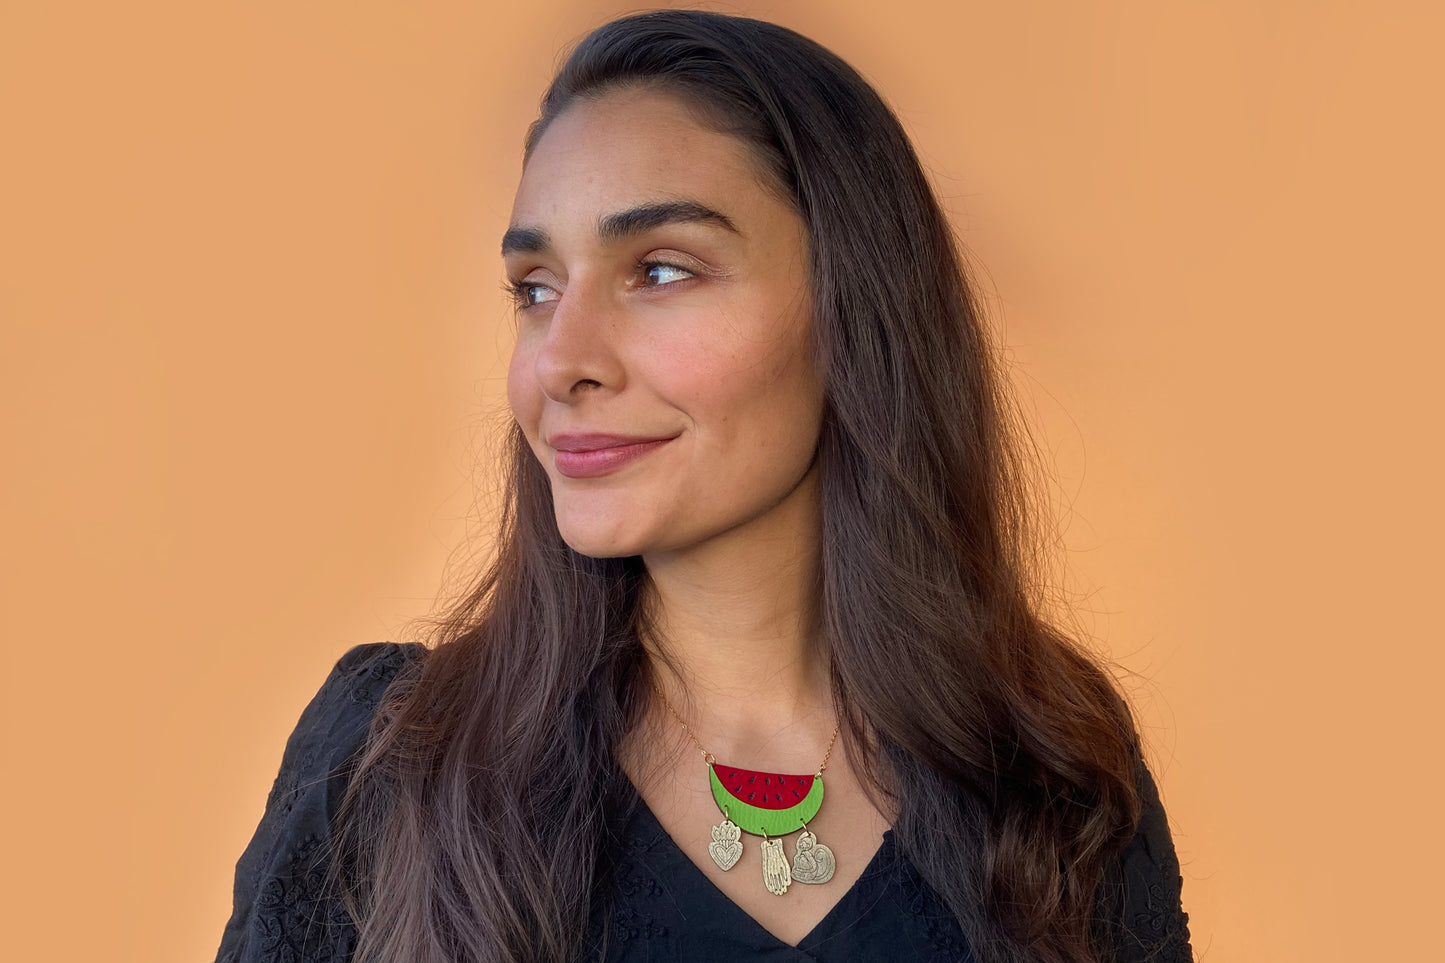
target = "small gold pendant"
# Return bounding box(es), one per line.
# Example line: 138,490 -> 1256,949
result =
761,836 -> 792,895
790,830 -> 836,885
708,817 -> 743,871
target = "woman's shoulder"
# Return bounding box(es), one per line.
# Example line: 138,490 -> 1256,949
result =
286,641 -> 426,751
1108,755 -> 1193,962
263,641 -> 426,814
214,641 -> 426,963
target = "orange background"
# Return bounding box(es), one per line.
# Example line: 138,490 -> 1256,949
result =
4,2 -> 1440,960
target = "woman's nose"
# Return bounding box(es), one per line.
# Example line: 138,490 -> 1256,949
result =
532,276 -> 626,402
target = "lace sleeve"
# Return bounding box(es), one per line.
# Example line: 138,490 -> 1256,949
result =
213,642 -> 424,963
1105,756 -> 1194,963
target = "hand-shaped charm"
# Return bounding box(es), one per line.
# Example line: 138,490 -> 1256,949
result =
789,830 -> 836,885
708,818 -> 743,872
761,837 -> 793,895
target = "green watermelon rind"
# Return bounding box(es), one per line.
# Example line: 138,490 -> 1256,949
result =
708,765 -> 824,838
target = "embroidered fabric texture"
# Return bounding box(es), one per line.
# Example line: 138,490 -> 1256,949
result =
215,643 -> 1193,963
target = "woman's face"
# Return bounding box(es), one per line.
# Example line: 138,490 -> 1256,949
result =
504,87 -> 823,560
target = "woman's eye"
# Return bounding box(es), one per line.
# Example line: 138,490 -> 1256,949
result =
641,262 -> 695,287
508,280 -> 558,309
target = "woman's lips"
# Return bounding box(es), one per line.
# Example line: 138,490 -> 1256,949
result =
553,437 -> 673,478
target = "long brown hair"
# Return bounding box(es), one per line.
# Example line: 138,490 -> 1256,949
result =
336,10 -> 1143,962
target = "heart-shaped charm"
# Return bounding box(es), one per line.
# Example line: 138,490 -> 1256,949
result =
708,817 -> 743,871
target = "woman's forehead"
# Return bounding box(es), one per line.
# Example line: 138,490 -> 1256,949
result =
508,89 -> 776,234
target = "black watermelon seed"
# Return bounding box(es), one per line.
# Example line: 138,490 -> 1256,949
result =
764,777 -> 770,786
748,792 -> 755,801
792,789 -> 801,798
749,774 -> 756,784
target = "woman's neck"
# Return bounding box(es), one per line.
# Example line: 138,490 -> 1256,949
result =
638,482 -> 834,765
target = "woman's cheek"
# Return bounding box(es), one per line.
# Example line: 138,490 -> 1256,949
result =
505,347 -> 543,435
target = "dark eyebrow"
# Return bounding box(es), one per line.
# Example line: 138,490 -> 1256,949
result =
598,200 -> 739,242
499,226 -> 549,257
500,200 -> 740,257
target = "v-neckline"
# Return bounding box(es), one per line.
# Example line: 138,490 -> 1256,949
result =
620,785 -> 899,956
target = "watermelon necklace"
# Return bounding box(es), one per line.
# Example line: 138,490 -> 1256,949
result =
654,686 -> 840,896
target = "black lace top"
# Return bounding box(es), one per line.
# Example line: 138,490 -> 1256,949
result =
215,642 -> 1192,963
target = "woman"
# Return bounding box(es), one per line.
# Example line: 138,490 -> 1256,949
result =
216,10 -> 1191,963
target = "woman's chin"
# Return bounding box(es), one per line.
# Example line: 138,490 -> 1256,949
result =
555,518 -> 650,561
563,540 -> 638,561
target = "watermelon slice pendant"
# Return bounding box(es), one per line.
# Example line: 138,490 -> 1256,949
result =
650,682 -> 840,897
707,762 -> 837,895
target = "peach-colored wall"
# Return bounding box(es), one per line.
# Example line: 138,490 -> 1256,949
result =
4,2 -> 1440,960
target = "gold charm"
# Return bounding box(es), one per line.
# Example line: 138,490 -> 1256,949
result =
790,830 -> 836,884
708,817 -> 743,871
761,836 -> 792,895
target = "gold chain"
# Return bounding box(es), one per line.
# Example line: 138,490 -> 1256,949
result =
650,681 -> 841,776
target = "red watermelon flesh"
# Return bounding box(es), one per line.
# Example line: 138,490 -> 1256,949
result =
716,765 -> 816,811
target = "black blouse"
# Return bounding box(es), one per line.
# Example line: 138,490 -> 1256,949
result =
215,642 -> 1192,963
